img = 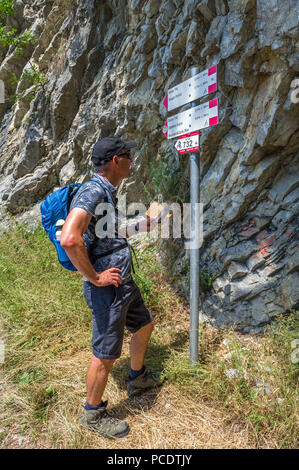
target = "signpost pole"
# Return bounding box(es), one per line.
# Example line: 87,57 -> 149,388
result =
189,66 -> 200,365
162,63 -> 219,363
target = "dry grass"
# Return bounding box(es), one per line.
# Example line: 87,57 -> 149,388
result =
0,223 -> 298,449
0,343 -> 253,449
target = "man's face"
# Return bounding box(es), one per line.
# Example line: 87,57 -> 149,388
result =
112,148 -> 133,179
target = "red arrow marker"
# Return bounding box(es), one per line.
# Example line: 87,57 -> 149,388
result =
208,65 -> 217,76
163,93 -> 168,110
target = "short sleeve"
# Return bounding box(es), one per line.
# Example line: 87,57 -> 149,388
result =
69,182 -> 106,218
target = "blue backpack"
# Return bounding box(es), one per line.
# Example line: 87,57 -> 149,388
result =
40,179 -> 107,271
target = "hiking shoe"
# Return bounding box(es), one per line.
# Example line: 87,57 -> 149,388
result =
80,400 -> 129,439
127,367 -> 164,399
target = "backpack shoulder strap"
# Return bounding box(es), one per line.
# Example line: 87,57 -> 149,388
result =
89,178 -> 110,202
68,178 -> 109,211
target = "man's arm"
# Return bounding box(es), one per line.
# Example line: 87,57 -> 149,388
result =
60,208 -> 122,288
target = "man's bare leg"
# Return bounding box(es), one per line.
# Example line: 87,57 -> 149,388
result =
83,355 -> 129,438
86,356 -> 115,406
127,320 -> 164,397
130,321 -> 155,370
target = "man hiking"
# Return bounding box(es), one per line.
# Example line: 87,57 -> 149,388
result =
60,136 -> 162,439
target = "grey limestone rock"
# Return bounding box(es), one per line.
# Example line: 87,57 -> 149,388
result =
228,261 -> 249,280
279,273 -> 299,310
137,25 -> 157,54
0,0 -> 298,332
131,0 -> 145,14
196,0 -> 217,22
13,125 -> 44,180
215,0 -> 228,16
142,0 -> 160,18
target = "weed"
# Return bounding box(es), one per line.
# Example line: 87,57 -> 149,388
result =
149,158 -> 189,203
199,269 -> 217,293
30,385 -> 58,422
8,65 -> 47,105
0,1 -> 14,19
13,369 -> 46,385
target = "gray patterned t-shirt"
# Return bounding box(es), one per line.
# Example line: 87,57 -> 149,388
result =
69,173 -> 132,282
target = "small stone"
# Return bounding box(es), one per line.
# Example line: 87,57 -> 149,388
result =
223,352 -> 232,360
255,379 -> 264,388
255,380 -> 273,395
264,384 -> 273,395
225,368 -> 241,379
232,423 -> 243,433
15,435 -> 28,446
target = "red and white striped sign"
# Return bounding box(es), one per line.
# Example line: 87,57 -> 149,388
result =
162,98 -> 218,139
175,131 -> 199,153
163,65 -> 217,112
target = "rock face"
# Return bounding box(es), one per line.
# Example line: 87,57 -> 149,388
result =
0,0 -> 298,332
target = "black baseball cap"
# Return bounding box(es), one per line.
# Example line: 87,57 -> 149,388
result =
91,136 -> 137,166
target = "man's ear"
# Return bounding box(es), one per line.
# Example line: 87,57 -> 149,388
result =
111,155 -> 119,165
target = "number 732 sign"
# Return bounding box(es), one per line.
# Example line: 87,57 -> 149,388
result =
174,131 -> 199,154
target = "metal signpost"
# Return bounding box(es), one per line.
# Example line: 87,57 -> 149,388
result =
162,64 -> 219,364
189,66 -> 200,365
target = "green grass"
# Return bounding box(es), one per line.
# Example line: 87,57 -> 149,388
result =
0,223 -> 91,373
0,222 -> 298,448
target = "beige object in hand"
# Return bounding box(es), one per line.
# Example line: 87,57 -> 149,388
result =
146,202 -> 171,221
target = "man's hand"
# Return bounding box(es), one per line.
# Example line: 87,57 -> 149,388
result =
91,267 -> 122,288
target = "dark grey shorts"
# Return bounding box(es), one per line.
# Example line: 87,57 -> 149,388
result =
83,279 -> 153,360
